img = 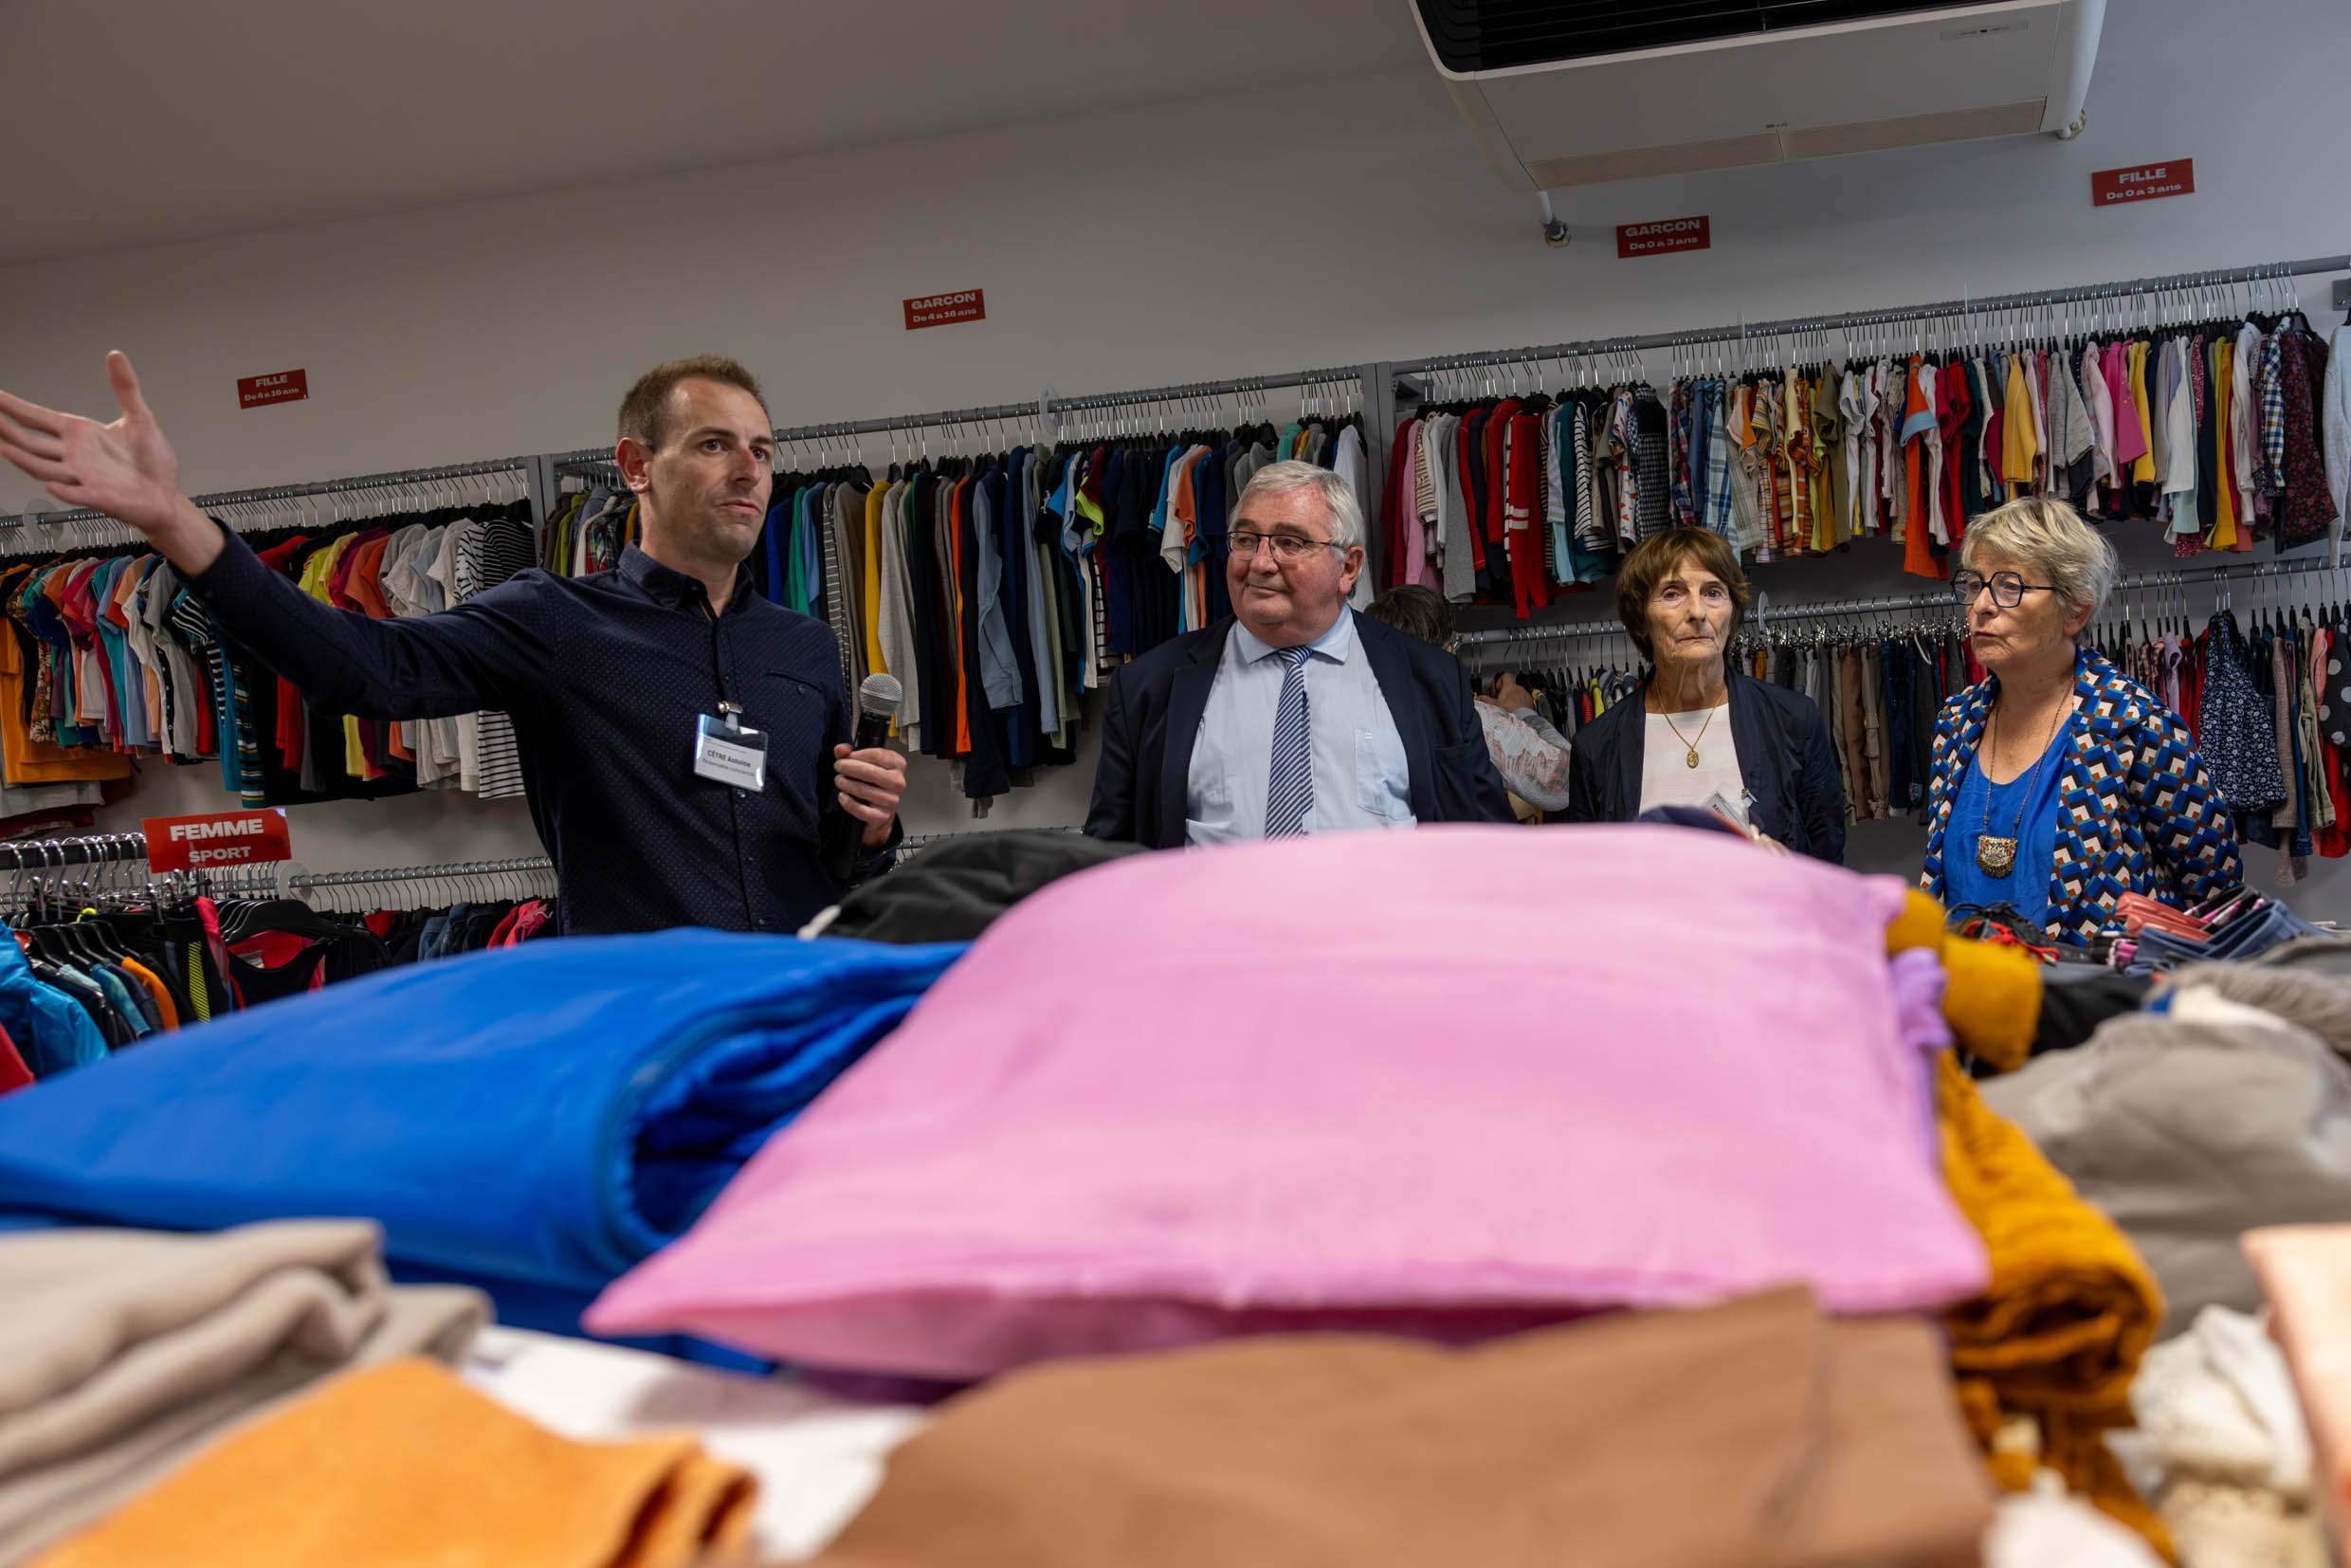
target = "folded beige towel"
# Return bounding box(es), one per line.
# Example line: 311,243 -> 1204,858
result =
0,1220 -> 485,1565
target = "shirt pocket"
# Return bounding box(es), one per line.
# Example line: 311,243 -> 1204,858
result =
1355,726 -> 1414,822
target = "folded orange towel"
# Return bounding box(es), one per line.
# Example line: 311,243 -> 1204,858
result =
1939,1051 -> 2173,1559
29,1358 -> 756,1568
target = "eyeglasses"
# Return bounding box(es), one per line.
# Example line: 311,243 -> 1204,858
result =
1951,570 -> 2058,610
1230,530 -> 1347,563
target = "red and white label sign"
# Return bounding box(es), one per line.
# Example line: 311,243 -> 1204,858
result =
2092,159 -> 2194,206
236,369 -> 309,410
142,810 -> 292,873
902,289 -> 986,330
1617,215 -> 1711,259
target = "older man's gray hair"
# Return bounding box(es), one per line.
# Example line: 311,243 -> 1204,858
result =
1233,459 -> 1364,552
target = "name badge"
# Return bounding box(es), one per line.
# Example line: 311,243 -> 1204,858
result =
693,711 -> 768,791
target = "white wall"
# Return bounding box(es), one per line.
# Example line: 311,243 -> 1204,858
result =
3,0 -> 2346,894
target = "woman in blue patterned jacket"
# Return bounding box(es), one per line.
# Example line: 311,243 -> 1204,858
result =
1921,497 -> 2242,945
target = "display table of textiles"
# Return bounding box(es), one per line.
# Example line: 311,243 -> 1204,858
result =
8,825 -> 2351,1566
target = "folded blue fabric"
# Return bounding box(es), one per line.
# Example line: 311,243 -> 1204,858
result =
0,930 -> 963,1338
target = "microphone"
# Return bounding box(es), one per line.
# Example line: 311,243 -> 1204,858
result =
854,672 -> 903,751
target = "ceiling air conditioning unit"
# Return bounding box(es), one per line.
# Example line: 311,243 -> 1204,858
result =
1413,0 -> 2105,191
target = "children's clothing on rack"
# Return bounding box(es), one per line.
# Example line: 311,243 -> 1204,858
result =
0,501 -> 537,808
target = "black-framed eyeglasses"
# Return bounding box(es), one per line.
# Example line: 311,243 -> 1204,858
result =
1951,570 -> 2057,610
1230,530 -> 1348,563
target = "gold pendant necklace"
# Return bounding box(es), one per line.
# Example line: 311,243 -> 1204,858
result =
1976,693 -> 2069,878
1658,701 -> 1717,769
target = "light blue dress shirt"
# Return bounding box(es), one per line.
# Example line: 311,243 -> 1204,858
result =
1185,611 -> 1414,846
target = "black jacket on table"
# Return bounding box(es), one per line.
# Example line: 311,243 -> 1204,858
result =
187,527 -> 895,936
1084,610 -> 1513,849
1564,668 -> 1847,864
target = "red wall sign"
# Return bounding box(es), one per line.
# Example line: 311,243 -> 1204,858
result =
902,289 -> 986,330
236,368 -> 309,410
2091,159 -> 2194,207
142,810 -> 292,873
1617,215 -> 1711,259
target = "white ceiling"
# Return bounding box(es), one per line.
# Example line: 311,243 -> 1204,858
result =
1,0 -> 1427,267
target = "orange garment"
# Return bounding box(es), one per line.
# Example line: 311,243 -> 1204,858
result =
27,1358 -> 756,1568
1901,359 -> 1944,579
117,957 -> 178,1031
1937,1053 -> 2172,1559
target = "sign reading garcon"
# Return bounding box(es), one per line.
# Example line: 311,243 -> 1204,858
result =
903,289 -> 987,330
1616,215 -> 1711,259
142,810 -> 293,873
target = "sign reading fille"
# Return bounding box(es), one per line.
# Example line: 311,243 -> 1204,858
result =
1617,216 -> 1711,259
902,290 -> 986,331
2091,160 -> 2195,207
235,369 -> 308,410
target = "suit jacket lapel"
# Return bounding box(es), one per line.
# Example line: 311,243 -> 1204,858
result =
1615,684 -> 1648,818
1160,620 -> 1231,842
1356,611 -> 1438,821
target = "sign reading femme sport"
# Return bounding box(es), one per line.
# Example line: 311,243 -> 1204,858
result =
141,810 -> 294,873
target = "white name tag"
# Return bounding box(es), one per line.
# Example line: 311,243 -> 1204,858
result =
693,713 -> 768,790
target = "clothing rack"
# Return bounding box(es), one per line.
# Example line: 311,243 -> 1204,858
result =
1390,252 -> 2351,379
284,855 -> 552,894
1457,556 -> 2351,653
4,455 -> 534,537
542,362 -> 1365,469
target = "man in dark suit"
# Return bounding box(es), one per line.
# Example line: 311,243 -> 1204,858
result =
1085,460 -> 1509,848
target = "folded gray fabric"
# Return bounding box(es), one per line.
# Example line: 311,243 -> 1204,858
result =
2166,961 -> 2351,1057
0,1219 -> 486,1565
1982,992 -> 2351,1337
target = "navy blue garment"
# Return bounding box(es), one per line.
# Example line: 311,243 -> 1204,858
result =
189,531 -> 894,936
0,930 -> 964,1341
997,449 -> 1041,772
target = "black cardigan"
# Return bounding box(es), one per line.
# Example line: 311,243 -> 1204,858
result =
1563,669 -> 1847,863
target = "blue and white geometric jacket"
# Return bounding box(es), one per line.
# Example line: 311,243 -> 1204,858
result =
1920,647 -> 2245,944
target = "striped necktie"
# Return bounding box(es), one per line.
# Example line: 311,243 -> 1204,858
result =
1265,646 -> 1314,838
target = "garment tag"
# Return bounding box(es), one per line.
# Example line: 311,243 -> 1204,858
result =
693,713 -> 768,790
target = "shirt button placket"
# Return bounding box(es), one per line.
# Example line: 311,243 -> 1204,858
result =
718,611 -> 759,930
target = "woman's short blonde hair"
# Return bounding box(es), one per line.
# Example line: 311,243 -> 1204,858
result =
1959,497 -> 2117,625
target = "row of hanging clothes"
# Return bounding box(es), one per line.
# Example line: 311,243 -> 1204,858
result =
1387,269 -> 2343,611
1736,606 -> 1979,825
0,476 -> 538,810
722,383 -> 1372,805
0,844 -> 558,1092
2088,564 -> 2351,886
1462,597 -> 1981,828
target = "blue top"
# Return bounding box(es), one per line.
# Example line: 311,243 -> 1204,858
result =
1943,710 -> 2075,928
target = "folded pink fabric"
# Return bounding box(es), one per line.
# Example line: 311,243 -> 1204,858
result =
591,826 -> 1989,1378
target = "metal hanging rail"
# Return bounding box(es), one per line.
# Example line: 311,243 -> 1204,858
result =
1458,555 -> 2351,650
543,364 -> 1364,467
285,855 -> 552,892
1392,252 -> 2351,378
5,455 -> 533,534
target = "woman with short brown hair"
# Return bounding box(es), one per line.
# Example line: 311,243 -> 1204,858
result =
1566,527 -> 1845,861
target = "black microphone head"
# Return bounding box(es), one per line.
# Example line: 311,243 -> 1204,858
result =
859,672 -> 904,720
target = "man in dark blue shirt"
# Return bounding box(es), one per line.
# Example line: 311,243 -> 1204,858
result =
0,353 -> 905,936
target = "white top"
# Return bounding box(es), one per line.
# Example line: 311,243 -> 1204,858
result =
1186,611 -> 1412,846
1638,705 -> 1745,815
